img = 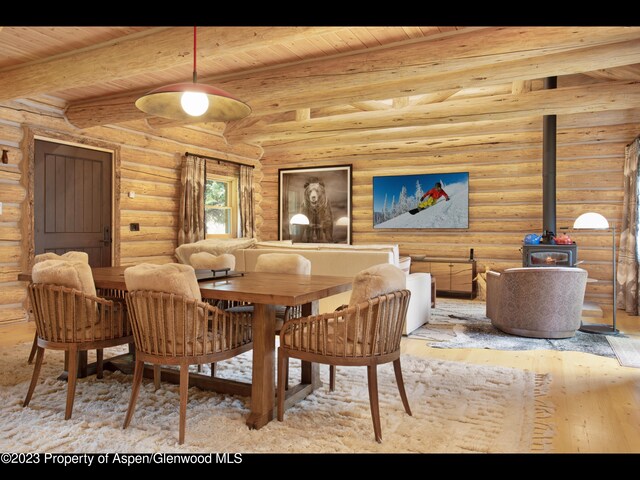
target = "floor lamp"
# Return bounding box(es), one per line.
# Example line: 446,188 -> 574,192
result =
573,212 -> 620,335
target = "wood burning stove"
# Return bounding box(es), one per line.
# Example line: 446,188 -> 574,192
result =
522,243 -> 578,267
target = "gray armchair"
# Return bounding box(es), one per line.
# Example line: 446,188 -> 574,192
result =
486,267 -> 588,339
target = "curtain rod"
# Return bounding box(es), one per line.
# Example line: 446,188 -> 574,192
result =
185,152 -> 255,169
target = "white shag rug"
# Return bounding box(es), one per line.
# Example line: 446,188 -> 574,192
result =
0,342 -> 553,453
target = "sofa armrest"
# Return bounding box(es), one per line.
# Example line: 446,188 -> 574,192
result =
404,273 -> 431,335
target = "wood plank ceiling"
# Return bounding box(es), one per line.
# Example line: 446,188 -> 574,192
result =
1,26 -> 638,137
0,26 -> 460,104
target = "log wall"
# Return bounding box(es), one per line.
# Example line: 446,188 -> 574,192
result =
258,113 -> 639,307
0,99 -> 261,325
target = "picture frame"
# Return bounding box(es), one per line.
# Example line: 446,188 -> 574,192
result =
279,165 -> 352,244
372,172 -> 469,229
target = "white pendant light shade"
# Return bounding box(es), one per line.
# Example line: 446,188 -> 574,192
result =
573,212 -> 609,229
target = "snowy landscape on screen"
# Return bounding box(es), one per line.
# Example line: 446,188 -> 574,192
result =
374,177 -> 469,229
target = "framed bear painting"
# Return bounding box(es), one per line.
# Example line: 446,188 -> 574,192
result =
278,165 -> 352,244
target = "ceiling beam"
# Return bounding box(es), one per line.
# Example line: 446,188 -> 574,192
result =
0,26 -> 342,103
585,64 -> 640,81
266,124 -> 640,161
410,89 -> 460,106
295,108 -> 311,121
256,109 -> 640,149
228,81 -> 640,144
512,80 -> 532,95
351,101 -> 392,111
392,97 -> 409,108
65,27 -> 640,129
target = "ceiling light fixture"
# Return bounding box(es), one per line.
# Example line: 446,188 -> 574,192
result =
135,26 -> 251,122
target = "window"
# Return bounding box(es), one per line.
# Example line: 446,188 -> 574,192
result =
205,174 -> 237,238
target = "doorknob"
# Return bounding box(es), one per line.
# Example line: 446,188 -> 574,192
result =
100,226 -> 112,245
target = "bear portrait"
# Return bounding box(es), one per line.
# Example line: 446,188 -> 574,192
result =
300,177 -> 334,243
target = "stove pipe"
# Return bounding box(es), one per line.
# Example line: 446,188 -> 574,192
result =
542,76 -> 557,241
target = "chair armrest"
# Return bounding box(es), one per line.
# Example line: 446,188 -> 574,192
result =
280,290 -> 411,357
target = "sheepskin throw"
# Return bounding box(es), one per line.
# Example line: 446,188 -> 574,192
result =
348,263 -> 406,307
124,263 -> 200,300
175,238 -> 256,264
34,251 -> 89,265
31,259 -> 96,297
189,252 -> 236,271
255,253 -> 311,275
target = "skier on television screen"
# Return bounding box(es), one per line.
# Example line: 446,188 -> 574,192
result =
419,182 -> 450,209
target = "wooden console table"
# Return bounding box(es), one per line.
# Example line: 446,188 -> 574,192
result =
410,257 -> 477,300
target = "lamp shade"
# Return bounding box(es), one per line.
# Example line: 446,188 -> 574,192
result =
290,214 -> 310,225
135,82 -> 251,122
573,212 -> 609,229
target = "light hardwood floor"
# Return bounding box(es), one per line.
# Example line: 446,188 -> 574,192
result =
2,307 -> 639,453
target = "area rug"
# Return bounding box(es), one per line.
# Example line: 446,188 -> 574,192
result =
409,299 -> 616,358
607,336 -> 640,368
0,342 -> 553,453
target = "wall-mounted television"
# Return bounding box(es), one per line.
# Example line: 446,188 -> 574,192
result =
373,172 -> 469,229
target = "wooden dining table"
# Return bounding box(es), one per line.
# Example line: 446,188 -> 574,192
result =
19,266 -> 352,430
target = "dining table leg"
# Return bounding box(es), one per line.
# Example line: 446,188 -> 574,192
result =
246,303 -> 276,430
300,300 -> 321,389
59,350 -> 90,381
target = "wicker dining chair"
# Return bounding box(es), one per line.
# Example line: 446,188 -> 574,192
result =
23,259 -> 132,420
277,264 -> 413,443
123,263 -> 253,445
28,251 -> 90,364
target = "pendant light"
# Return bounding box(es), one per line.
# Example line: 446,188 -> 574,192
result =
135,27 -> 251,122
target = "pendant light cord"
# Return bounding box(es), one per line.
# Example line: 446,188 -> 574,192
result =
193,26 -> 198,83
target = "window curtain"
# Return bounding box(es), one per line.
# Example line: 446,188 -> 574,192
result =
178,154 -> 206,246
239,165 -> 255,238
617,137 -> 640,315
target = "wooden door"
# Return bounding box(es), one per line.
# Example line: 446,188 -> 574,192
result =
34,140 -> 112,267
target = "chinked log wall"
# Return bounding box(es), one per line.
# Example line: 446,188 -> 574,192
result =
258,112 -> 640,308
0,99 -> 262,324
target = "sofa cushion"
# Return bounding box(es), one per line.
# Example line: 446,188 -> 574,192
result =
255,253 -> 311,275
124,263 -> 200,300
32,259 -> 96,297
189,252 -> 236,270
254,240 -> 294,249
241,248 -> 393,277
349,263 -> 406,307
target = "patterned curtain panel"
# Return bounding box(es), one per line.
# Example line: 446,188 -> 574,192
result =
178,154 -> 206,246
239,165 -> 255,238
617,137 -> 640,315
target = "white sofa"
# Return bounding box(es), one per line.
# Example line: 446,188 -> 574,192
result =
175,239 -> 430,334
